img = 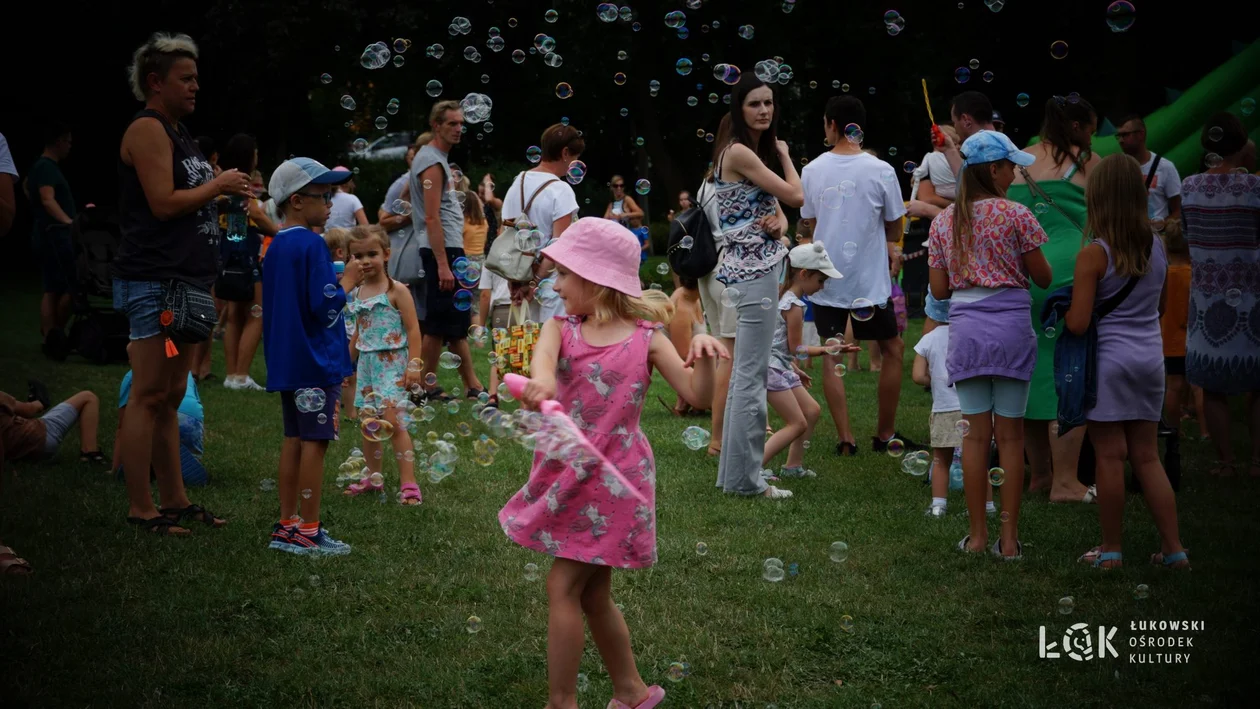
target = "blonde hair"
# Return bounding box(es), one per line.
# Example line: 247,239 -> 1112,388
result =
429,100 -> 461,127
128,32 -> 199,101
590,286 -> 673,325
412,132 -> 433,151
951,161 -> 1006,278
1162,217 -> 1187,257
348,224 -> 390,252
1085,154 -> 1152,278
463,190 -> 486,224
323,227 -> 352,257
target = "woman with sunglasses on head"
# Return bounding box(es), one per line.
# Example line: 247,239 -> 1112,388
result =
710,74 -> 803,501
114,32 -> 247,535
603,175 -> 648,262
1006,94 -> 1101,505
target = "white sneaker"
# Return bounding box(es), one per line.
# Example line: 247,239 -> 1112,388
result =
925,505 -> 947,518
239,376 -> 266,392
223,375 -> 243,389
762,485 -> 793,500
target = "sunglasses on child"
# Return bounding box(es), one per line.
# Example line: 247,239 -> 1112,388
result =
296,191 -> 334,203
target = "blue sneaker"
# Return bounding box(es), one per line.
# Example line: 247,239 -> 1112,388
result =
268,524 -> 310,554
298,525 -> 352,556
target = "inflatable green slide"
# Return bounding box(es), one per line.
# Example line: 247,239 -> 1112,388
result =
1028,40 -> 1260,177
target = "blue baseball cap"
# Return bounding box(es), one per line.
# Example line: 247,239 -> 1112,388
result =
268,157 -> 352,205
960,130 -> 1035,169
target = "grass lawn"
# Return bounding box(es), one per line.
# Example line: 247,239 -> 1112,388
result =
1,275 -> 1257,708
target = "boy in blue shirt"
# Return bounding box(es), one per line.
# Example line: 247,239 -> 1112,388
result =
262,158 -> 361,555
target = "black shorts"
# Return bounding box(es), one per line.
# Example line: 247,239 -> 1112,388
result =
39,228 -> 76,295
1165,356 -> 1186,377
420,247 -> 472,341
814,302 -> 900,342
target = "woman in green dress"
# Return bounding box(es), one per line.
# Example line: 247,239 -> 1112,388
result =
1007,95 -> 1100,503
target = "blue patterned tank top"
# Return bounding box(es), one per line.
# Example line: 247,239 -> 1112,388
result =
714,147 -> 785,284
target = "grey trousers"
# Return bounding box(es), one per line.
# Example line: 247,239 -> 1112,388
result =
715,264 -> 781,495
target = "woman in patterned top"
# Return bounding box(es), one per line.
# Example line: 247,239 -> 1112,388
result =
711,74 -> 803,500
1180,113 -> 1260,477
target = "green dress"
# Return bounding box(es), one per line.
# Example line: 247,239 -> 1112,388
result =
1006,172 -> 1087,421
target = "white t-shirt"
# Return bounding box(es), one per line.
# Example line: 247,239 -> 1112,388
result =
913,326 -> 960,413
327,191 -> 365,229
0,134 -> 16,178
800,151 -> 907,309
479,265 -> 512,307
918,151 -> 956,200
501,170 -> 579,238
1139,152 -> 1182,221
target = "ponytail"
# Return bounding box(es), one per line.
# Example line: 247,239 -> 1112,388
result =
1039,95 -> 1096,174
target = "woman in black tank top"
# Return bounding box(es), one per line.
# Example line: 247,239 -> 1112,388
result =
113,32 -> 249,536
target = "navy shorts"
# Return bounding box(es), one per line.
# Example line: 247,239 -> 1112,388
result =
420,247 -> 472,341
279,384 -> 341,441
39,229 -> 76,295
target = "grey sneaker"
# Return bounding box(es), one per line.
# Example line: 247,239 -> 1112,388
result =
925,505 -> 948,518
779,466 -> 817,478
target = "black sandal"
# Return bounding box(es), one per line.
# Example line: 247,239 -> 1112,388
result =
423,387 -> 454,403
836,441 -> 858,457
127,515 -> 190,536
80,450 -> 108,465
159,504 -> 226,528
465,388 -> 488,401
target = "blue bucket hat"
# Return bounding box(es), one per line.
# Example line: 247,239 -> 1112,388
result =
925,292 -> 951,323
960,130 -> 1035,169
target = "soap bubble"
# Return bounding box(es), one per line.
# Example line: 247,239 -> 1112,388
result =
1058,596 -> 1074,615
259,478 -> 275,491
439,351 -> 462,369
762,558 -> 785,582
738,24 -> 755,40
512,49 -> 526,64
656,262 -> 669,276
565,160 -> 587,184
1050,40 -> 1069,59
554,82 -> 574,99
544,9 -> 558,23
842,241 -> 858,259
597,3 -> 619,22
375,116 -> 388,130
665,661 -> 690,682
902,450 -> 931,476
682,426 -> 711,451
885,438 -> 906,457
1225,288 -> 1242,307
988,467 -> 1006,486
760,297 -> 773,310
713,63 -> 741,85
340,95 -> 356,111
955,67 -> 971,84
1016,92 -> 1030,108
679,235 -> 694,250
360,42 -> 391,70
833,363 -> 847,377
251,304 -> 262,318
983,71 -> 995,83
1105,1 -> 1136,33
902,161 -> 918,173
526,145 -> 543,164
1242,98 -> 1256,116
351,139 -> 369,156
720,287 -> 741,308
466,615 -> 482,633
829,541 -> 849,563
1133,583 -> 1150,600
634,179 -> 651,195
840,615 -> 855,632
425,80 -> 443,97
664,10 -> 686,28
459,93 -> 494,124
696,542 -> 709,556
675,58 -> 694,76
391,199 -> 412,217
851,298 -> 875,322
454,290 -> 474,311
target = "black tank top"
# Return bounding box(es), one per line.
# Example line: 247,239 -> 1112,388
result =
114,109 -> 220,289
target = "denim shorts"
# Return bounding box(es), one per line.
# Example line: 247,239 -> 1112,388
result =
41,402 -> 79,456
112,278 -> 165,340
954,376 -> 1031,419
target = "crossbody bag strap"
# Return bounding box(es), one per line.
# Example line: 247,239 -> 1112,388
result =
1017,166 -> 1085,233
1095,242 -> 1152,319
523,176 -> 562,214
1145,155 -> 1162,190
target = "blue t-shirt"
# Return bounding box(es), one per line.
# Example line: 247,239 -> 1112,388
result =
261,226 -> 354,391
119,371 -> 203,421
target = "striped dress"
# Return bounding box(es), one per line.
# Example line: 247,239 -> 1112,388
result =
1180,172 -> 1260,394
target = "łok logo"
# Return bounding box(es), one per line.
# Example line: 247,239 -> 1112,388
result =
1040,623 -> 1119,661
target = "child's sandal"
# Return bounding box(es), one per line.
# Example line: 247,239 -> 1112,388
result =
79,450 -> 108,465
399,482 -> 423,506
344,477 -> 383,496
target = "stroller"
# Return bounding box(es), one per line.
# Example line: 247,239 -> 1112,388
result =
43,207 -> 130,364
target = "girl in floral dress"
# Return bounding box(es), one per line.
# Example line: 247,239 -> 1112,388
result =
343,226 -> 424,505
500,218 -> 728,709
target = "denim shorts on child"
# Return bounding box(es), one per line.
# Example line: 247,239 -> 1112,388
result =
954,377 -> 1031,419
41,402 -> 80,456
929,410 -> 964,448
112,278 -> 166,341
280,384 -> 341,441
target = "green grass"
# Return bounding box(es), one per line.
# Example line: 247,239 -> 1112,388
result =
1,277 -> 1257,708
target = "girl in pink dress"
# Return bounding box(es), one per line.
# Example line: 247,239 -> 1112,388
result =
500,217 -> 728,709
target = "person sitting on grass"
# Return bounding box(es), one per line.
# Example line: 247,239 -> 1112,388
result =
113,347 -> 208,487
661,271 -> 709,417
0,388 -> 105,467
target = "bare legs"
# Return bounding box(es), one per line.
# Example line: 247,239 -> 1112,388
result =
822,352 -> 854,448
40,292 -> 71,337
874,337 -> 904,441
1087,420 -> 1186,567
960,412 -> 1024,555
546,559 -> 648,709
1024,420 -> 1089,501
763,388 -> 820,468
707,337 -> 733,455
421,335 -> 484,395
224,284 -> 264,380
118,336 -> 193,526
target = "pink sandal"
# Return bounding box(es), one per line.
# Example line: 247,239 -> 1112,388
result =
399,482 -> 423,506
607,685 -> 665,709
344,476 -> 383,496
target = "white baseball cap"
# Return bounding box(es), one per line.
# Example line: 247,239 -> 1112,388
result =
268,157 -> 352,205
788,242 -> 843,279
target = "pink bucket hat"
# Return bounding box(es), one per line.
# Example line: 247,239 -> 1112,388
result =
541,217 -> 643,297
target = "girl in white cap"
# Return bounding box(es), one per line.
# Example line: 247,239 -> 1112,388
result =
502,217 -> 728,709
